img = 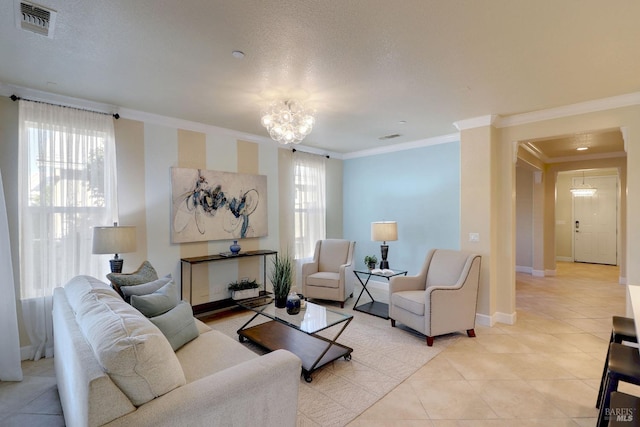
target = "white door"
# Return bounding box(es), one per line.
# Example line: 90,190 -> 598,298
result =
573,175 -> 617,265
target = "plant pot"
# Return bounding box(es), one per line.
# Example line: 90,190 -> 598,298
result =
274,295 -> 287,308
232,288 -> 260,300
368,262 -> 376,270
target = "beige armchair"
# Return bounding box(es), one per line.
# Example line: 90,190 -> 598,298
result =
302,239 -> 356,308
389,249 -> 481,346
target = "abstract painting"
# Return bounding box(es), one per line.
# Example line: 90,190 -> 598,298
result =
171,167 -> 268,243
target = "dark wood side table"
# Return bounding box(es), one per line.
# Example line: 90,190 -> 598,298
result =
181,249 -> 277,315
353,269 -> 407,319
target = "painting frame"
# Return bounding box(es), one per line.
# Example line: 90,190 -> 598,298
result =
170,167 -> 268,243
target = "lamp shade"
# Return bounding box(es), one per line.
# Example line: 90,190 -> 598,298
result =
371,221 -> 398,242
92,225 -> 137,255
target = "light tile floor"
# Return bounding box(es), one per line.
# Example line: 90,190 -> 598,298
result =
0,262 -> 634,426
348,261 -> 634,427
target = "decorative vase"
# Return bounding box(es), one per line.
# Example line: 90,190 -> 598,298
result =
274,295 -> 287,308
230,240 -> 241,255
286,292 -> 301,315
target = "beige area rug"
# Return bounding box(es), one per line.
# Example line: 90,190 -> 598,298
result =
204,298 -> 456,426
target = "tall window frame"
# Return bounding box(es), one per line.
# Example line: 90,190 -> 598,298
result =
293,151 -> 326,260
18,100 -> 117,359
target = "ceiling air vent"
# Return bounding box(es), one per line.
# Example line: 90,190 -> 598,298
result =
15,0 -> 57,38
378,133 -> 401,141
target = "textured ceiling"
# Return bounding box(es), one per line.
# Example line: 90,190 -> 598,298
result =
1,0 -> 639,154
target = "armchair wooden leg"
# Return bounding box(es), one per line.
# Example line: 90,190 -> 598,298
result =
426,336 -> 434,346
390,319 -> 396,327
340,302 -> 344,308
467,329 -> 476,338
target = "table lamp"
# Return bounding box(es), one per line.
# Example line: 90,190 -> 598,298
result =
92,222 -> 137,273
371,221 -> 398,269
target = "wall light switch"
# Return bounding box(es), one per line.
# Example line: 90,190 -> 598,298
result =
469,232 -> 480,242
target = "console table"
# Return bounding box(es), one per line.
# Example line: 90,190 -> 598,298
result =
353,269 -> 407,319
181,249 -> 277,315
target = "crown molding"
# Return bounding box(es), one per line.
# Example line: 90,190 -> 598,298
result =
497,92 -> 640,128
116,107 -> 277,145
453,115 -> 499,131
0,82 -> 118,115
342,133 -> 460,160
543,151 -> 626,164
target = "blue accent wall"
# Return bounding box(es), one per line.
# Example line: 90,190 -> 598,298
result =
343,141 -> 461,275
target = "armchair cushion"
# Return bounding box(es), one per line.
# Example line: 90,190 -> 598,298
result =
306,272 -> 341,289
391,291 -> 425,316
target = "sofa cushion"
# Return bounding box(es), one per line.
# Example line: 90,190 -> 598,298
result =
120,274 -> 172,303
107,260 -> 159,295
306,272 -> 340,289
64,275 -> 119,314
176,329 -> 259,383
149,301 -> 199,351
130,280 -> 178,317
75,289 -> 186,407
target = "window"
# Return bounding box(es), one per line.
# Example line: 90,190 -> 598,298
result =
19,101 -> 118,298
18,100 -> 117,360
293,151 -> 326,259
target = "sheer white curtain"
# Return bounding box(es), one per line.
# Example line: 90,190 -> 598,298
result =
18,101 -> 117,360
293,151 -> 326,287
0,168 -> 22,381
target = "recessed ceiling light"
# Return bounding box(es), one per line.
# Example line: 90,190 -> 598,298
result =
576,147 -> 589,151
398,120 -> 407,124
232,50 -> 245,59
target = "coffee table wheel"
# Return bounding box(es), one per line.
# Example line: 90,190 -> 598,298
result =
344,353 -> 352,361
304,373 -> 313,383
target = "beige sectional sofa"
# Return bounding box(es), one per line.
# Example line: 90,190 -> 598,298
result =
52,275 -> 301,427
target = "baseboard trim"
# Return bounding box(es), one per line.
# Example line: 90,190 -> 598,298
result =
515,265 -> 532,274
532,269 -> 545,277
476,311 -> 517,327
365,280 -> 389,291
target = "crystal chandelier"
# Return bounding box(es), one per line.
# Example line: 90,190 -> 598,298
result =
260,99 -> 315,144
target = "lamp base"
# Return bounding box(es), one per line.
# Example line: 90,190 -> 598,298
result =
380,244 -> 389,269
109,258 -> 124,273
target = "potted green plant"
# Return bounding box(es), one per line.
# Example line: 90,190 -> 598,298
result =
269,253 -> 293,308
228,279 -> 260,300
364,255 -> 378,270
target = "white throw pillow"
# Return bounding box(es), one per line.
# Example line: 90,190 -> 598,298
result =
75,289 -> 186,406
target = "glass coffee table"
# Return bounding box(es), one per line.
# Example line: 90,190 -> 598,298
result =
236,300 -> 353,382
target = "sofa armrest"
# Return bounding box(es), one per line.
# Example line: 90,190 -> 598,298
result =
105,349 -> 302,427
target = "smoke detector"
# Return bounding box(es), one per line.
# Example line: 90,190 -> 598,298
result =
15,0 -> 57,38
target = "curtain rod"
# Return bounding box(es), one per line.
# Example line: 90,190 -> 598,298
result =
292,148 -> 329,159
10,94 -> 120,119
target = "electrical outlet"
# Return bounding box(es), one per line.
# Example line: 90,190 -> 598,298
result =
469,233 -> 480,242
240,277 -> 249,284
